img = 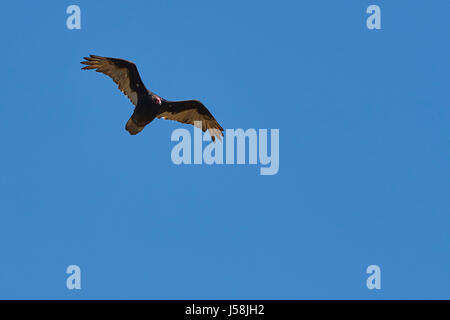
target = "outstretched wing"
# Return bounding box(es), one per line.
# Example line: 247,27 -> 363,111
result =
81,55 -> 148,106
157,100 -> 224,141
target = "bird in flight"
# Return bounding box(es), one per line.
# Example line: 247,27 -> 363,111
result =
81,55 -> 223,141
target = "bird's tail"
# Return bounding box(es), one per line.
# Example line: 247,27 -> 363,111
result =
125,117 -> 145,135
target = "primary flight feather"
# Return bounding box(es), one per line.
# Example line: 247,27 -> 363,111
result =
81,55 -> 224,141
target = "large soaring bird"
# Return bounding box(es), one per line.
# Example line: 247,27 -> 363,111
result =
81,55 -> 223,141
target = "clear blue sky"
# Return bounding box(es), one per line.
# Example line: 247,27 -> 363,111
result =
0,0 -> 449,299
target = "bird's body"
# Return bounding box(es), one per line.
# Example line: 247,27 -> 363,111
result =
126,94 -> 161,135
81,55 -> 223,140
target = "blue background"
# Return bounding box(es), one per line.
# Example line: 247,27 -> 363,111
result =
0,0 -> 449,299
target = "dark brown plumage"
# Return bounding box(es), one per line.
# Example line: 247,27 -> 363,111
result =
81,55 -> 224,141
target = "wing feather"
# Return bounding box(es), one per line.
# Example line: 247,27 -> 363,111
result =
157,100 -> 224,141
81,55 -> 147,106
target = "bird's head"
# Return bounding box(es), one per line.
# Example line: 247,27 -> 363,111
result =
152,95 -> 162,105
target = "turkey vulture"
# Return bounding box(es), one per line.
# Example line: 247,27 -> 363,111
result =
81,55 -> 223,141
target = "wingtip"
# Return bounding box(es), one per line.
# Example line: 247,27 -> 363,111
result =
81,55 -> 101,63
80,56 -> 98,70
